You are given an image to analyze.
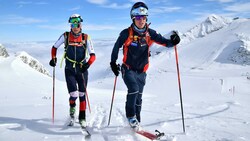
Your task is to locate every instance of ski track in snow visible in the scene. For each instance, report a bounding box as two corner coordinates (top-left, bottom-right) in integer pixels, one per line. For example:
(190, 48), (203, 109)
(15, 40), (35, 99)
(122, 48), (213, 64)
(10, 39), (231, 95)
(89, 104), (108, 129)
(114, 107), (128, 127)
(87, 105), (144, 141)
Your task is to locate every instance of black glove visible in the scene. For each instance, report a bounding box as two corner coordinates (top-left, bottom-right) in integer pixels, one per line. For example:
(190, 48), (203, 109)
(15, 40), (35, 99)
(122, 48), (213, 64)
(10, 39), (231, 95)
(110, 62), (120, 76)
(81, 63), (90, 73)
(49, 58), (57, 67)
(170, 32), (180, 45)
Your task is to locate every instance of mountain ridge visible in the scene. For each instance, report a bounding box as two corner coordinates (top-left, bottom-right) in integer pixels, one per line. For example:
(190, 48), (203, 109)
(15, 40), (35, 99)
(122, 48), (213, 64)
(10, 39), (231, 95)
(179, 14), (233, 46)
(0, 44), (50, 76)
(0, 44), (9, 58)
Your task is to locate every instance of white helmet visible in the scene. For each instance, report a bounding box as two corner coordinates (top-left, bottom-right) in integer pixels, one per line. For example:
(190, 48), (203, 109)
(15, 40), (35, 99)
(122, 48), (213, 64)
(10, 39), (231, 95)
(130, 2), (148, 19)
(68, 14), (83, 23)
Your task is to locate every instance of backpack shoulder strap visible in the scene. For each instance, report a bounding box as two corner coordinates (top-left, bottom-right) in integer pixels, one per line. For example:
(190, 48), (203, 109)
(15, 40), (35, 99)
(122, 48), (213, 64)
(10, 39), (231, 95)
(145, 30), (153, 47)
(64, 31), (70, 49)
(81, 33), (88, 48)
(124, 27), (133, 47)
(144, 24), (153, 47)
(82, 33), (88, 40)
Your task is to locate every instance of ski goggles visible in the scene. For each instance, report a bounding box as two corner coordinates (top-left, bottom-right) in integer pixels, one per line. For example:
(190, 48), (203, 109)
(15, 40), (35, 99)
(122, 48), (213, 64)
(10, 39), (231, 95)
(134, 15), (147, 20)
(131, 6), (148, 17)
(70, 23), (80, 28)
(69, 17), (82, 24)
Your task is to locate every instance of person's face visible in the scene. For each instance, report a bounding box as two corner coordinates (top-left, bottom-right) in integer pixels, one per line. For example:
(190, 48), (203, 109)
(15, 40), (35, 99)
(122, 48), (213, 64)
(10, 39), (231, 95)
(71, 23), (81, 34)
(134, 15), (147, 29)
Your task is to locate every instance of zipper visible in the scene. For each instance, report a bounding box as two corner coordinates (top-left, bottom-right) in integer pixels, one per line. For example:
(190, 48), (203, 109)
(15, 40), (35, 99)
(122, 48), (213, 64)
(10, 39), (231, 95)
(74, 45), (76, 73)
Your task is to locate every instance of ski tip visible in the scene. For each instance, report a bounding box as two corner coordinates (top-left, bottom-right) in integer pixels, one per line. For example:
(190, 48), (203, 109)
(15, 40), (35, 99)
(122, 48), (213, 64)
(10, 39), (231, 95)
(154, 130), (165, 140)
(81, 126), (91, 136)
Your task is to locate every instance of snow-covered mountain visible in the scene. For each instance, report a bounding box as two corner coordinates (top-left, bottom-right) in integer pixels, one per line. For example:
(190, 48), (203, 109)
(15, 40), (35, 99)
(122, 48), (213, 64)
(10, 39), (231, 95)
(150, 14), (233, 57)
(150, 14), (250, 73)
(15, 51), (50, 76)
(0, 14), (250, 141)
(229, 32), (250, 65)
(179, 14), (232, 46)
(0, 44), (9, 57)
(0, 43), (50, 76)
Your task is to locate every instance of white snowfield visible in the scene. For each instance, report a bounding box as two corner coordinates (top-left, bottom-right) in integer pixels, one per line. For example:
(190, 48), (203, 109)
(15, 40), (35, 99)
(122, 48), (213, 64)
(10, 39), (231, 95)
(0, 15), (250, 141)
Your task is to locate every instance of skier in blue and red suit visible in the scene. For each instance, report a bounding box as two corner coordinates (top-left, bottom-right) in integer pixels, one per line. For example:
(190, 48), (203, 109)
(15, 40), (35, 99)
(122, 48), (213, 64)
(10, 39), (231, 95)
(49, 14), (96, 128)
(110, 2), (180, 129)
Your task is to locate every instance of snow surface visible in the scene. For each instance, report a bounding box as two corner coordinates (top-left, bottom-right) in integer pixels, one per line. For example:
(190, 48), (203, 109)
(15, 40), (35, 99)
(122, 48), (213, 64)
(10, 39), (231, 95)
(0, 15), (250, 141)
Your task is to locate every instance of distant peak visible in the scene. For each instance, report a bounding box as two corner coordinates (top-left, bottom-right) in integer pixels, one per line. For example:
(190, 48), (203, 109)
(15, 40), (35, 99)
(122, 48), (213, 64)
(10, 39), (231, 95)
(178, 14), (233, 46)
(206, 14), (220, 23)
(205, 14), (232, 24)
(0, 44), (9, 58)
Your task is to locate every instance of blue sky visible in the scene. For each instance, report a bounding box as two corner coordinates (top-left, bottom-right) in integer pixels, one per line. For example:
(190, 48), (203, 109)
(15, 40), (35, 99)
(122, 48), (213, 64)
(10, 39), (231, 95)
(0, 0), (250, 42)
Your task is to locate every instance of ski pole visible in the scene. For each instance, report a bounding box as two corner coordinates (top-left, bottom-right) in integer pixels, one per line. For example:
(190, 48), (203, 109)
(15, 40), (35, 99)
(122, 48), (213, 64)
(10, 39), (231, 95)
(108, 76), (118, 126)
(174, 45), (186, 133)
(52, 67), (55, 124)
(82, 73), (91, 113)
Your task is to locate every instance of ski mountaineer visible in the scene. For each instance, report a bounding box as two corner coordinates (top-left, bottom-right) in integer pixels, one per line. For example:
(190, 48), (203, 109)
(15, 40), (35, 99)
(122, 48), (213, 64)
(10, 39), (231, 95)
(110, 2), (180, 129)
(49, 14), (96, 128)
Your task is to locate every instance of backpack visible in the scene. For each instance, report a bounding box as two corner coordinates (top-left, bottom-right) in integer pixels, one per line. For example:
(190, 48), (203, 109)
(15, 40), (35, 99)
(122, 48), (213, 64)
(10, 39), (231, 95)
(122, 26), (154, 71)
(63, 31), (88, 49)
(60, 32), (88, 68)
(124, 26), (153, 48)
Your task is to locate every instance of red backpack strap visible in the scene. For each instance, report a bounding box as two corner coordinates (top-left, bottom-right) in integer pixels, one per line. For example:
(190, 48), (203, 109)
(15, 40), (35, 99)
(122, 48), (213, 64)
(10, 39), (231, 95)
(145, 31), (153, 47)
(124, 26), (153, 47)
(144, 24), (153, 47)
(124, 27), (134, 47)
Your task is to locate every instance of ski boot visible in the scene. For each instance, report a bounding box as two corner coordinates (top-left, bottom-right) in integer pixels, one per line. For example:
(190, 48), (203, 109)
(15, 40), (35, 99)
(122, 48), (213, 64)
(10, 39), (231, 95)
(79, 119), (87, 128)
(128, 116), (140, 131)
(70, 107), (76, 118)
(79, 110), (86, 128)
(68, 107), (76, 126)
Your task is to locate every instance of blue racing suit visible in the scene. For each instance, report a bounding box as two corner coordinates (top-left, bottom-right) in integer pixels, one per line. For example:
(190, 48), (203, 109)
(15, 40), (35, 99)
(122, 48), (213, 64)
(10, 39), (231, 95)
(111, 23), (173, 122)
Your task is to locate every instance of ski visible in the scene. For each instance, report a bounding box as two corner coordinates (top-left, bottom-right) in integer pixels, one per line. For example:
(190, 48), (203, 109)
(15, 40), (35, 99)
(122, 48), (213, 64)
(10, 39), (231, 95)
(64, 117), (91, 137)
(135, 129), (164, 140)
(81, 126), (91, 136)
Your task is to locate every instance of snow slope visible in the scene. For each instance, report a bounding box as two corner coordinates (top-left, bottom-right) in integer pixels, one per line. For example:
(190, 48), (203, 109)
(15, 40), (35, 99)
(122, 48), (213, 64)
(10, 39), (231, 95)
(0, 15), (250, 141)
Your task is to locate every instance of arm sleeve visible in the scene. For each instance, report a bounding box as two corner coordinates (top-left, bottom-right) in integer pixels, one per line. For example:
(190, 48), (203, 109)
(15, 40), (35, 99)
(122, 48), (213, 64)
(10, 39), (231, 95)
(51, 47), (57, 58)
(87, 54), (96, 65)
(86, 35), (96, 65)
(149, 28), (173, 47)
(51, 33), (65, 58)
(53, 33), (65, 48)
(111, 29), (129, 63)
(86, 35), (95, 54)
